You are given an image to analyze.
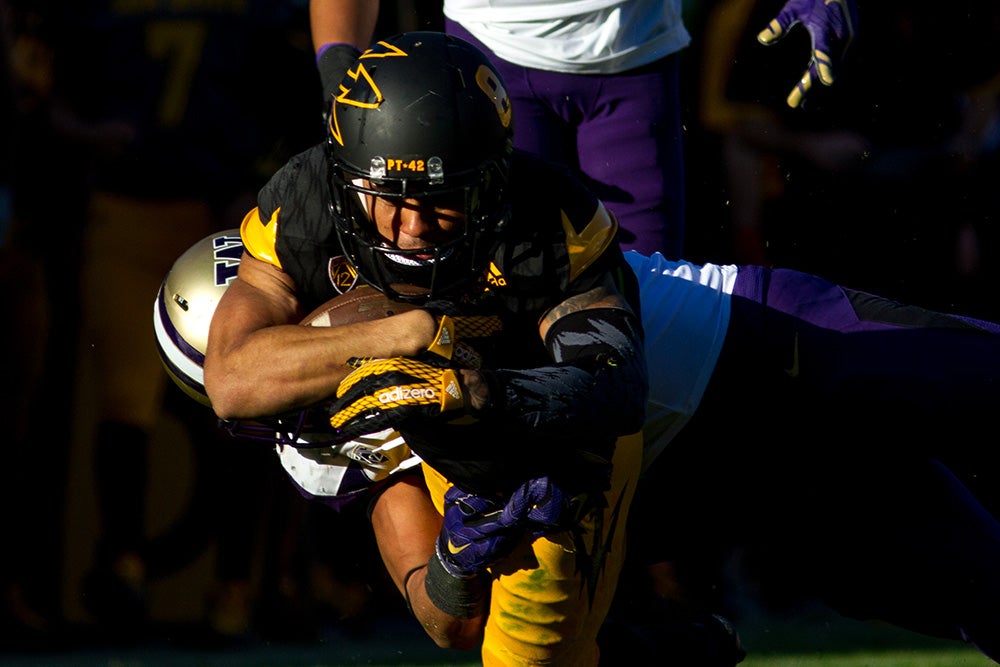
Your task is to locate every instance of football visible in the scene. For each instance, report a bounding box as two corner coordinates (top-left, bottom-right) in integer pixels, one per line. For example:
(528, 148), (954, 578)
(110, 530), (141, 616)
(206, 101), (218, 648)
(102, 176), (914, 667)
(299, 285), (421, 327)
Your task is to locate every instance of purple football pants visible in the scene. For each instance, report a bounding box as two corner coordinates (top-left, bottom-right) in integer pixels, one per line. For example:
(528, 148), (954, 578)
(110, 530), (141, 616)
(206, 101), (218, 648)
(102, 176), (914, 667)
(446, 19), (686, 259)
(643, 264), (1000, 656)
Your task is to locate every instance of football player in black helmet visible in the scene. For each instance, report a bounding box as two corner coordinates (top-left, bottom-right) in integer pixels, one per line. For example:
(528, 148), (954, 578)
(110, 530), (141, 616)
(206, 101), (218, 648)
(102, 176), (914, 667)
(205, 31), (647, 665)
(326, 32), (513, 302)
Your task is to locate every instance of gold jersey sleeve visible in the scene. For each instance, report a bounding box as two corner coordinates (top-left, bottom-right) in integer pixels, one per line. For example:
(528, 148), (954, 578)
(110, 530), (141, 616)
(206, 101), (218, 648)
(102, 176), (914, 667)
(239, 207), (282, 269)
(564, 201), (619, 283)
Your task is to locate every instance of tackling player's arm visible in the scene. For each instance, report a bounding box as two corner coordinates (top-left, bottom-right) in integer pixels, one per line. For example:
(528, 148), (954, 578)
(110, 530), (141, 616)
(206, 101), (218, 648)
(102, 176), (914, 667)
(204, 251), (438, 420)
(310, 0), (376, 53)
(310, 0), (379, 102)
(454, 184), (648, 438)
(462, 271), (648, 438)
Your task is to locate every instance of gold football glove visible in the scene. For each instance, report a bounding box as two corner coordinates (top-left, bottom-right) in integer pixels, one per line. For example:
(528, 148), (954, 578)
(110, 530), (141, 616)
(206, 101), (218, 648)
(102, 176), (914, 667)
(328, 357), (468, 439)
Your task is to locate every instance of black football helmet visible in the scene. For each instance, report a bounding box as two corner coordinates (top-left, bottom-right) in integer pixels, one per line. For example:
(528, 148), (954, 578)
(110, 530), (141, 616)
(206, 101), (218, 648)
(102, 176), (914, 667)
(326, 31), (514, 302)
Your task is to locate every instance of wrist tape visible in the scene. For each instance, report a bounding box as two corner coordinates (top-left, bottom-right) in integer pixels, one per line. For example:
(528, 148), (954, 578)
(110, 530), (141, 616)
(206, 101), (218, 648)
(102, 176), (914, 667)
(424, 552), (487, 619)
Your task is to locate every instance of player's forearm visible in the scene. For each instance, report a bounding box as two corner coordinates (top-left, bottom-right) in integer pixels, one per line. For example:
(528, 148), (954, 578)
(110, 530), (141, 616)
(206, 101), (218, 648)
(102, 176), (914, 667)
(406, 563), (486, 650)
(206, 309), (435, 419)
(309, 0), (379, 54)
(466, 307), (648, 437)
(372, 475), (486, 650)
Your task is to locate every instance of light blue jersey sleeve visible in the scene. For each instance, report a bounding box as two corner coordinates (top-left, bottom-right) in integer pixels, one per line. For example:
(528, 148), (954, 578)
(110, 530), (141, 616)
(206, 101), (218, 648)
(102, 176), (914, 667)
(625, 251), (737, 468)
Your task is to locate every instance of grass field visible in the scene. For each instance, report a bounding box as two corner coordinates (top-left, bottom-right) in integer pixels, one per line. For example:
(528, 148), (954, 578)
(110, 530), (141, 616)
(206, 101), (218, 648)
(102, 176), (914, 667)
(735, 606), (994, 667)
(748, 653), (989, 667)
(0, 604), (992, 666)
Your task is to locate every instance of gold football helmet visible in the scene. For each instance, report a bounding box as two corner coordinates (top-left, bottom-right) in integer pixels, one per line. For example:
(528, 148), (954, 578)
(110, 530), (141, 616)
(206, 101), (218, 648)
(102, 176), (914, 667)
(153, 228), (243, 407)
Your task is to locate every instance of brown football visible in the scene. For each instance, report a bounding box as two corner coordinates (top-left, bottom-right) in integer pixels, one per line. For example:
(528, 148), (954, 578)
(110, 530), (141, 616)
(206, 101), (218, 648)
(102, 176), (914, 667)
(299, 285), (422, 327)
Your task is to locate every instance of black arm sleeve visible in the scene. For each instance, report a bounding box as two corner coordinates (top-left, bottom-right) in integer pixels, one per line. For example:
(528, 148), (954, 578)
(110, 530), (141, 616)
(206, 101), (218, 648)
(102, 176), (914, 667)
(481, 307), (647, 438)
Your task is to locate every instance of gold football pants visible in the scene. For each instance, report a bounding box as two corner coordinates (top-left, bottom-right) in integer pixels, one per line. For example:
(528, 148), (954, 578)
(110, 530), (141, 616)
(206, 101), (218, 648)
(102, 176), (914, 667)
(424, 431), (642, 666)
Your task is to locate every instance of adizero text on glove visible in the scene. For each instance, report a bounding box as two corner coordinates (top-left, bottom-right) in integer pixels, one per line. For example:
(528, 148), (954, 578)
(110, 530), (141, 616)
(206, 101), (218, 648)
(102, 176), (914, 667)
(327, 357), (467, 440)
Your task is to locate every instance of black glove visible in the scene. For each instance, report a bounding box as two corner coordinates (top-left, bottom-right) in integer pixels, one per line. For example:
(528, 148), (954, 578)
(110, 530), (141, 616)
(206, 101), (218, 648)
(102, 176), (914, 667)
(317, 43), (362, 105)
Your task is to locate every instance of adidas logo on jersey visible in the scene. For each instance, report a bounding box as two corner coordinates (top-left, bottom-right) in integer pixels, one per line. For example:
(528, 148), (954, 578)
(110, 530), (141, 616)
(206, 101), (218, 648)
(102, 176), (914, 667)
(485, 261), (506, 288)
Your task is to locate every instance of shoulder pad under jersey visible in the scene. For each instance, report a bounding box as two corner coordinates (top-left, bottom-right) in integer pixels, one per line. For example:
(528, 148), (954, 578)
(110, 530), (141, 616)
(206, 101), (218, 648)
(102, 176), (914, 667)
(240, 207), (282, 269)
(563, 201), (619, 283)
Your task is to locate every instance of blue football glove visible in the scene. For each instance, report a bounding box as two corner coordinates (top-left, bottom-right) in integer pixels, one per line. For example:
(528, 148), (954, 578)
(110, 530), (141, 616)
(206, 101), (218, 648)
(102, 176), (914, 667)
(757, 0), (858, 108)
(436, 477), (567, 578)
(327, 356), (468, 441)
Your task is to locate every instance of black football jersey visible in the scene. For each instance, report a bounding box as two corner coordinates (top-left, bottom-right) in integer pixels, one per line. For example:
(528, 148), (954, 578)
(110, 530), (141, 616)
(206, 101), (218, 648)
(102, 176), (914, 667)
(243, 146), (642, 493)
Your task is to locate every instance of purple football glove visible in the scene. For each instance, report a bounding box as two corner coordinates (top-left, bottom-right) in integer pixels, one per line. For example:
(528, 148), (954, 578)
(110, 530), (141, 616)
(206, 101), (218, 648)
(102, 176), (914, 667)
(757, 0), (858, 108)
(505, 476), (566, 534)
(435, 477), (567, 578)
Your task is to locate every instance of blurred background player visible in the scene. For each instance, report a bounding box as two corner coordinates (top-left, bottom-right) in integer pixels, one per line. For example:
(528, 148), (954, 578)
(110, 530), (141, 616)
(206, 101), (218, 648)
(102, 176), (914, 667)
(0, 0), (51, 642)
(0, 0), (107, 641)
(50, 0), (319, 639)
(690, 0), (868, 265)
(687, 0), (999, 314)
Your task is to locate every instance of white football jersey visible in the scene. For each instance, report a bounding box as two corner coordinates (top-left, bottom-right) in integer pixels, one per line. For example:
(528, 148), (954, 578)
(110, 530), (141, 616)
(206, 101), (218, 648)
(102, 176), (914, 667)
(443, 0), (690, 73)
(625, 251), (737, 468)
